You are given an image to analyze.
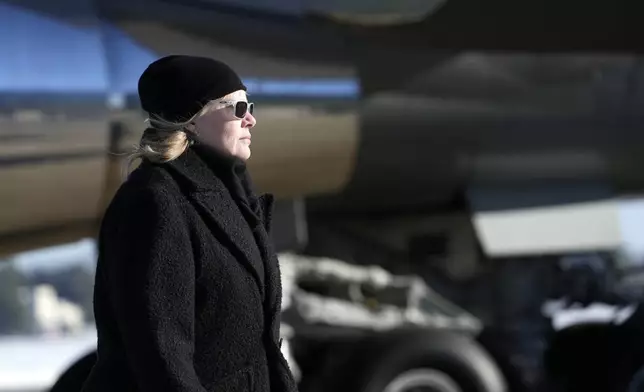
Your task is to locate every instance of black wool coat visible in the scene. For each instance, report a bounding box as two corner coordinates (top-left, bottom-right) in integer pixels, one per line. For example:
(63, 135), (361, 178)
(81, 142), (298, 392)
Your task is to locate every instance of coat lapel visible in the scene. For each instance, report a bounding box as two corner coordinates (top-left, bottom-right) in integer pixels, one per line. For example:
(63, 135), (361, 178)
(256, 194), (274, 234)
(189, 189), (265, 296)
(251, 194), (283, 343)
(162, 148), (266, 297)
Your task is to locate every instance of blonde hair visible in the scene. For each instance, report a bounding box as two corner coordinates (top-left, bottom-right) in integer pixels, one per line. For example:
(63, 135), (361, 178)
(124, 91), (245, 175)
(127, 114), (197, 166)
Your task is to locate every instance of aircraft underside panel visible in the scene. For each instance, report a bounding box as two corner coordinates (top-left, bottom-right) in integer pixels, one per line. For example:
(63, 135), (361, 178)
(309, 52), (644, 214)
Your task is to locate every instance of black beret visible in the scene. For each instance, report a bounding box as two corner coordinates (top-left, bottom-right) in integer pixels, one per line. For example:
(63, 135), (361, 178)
(138, 55), (247, 123)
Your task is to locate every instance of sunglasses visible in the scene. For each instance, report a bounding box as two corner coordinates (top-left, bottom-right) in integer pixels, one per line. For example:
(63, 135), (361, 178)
(219, 100), (254, 119)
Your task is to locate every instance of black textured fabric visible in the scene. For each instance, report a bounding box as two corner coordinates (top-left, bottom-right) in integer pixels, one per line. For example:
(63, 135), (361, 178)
(138, 55), (247, 122)
(82, 142), (297, 392)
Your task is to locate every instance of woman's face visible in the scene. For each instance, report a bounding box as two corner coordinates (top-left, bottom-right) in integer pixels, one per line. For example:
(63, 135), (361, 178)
(193, 90), (256, 160)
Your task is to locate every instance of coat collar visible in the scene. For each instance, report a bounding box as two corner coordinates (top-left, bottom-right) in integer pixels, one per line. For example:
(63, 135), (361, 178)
(160, 143), (272, 296)
(164, 142), (244, 193)
(168, 142), (275, 233)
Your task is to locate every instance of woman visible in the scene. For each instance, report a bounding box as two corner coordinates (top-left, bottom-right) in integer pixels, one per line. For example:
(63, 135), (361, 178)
(82, 55), (298, 392)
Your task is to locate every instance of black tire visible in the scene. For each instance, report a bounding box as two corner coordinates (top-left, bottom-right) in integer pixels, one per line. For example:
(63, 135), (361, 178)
(476, 328), (534, 392)
(50, 351), (97, 392)
(307, 329), (507, 392)
(543, 319), (644, 392)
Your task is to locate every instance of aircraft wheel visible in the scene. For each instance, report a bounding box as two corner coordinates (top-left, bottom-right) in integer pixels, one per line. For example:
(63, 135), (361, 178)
(380, 368), (462, 392)
(306, 329), (507, 392)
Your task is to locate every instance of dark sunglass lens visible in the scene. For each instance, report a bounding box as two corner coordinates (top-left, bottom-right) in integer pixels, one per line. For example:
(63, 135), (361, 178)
(248, 103), (254, 115)
(235, 101), (248, 118)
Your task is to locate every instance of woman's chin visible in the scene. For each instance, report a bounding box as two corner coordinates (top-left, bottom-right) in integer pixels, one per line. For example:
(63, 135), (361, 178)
(235, 146), (251, 161)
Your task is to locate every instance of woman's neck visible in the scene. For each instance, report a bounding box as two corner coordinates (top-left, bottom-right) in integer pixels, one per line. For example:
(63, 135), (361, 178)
(189, 141), (257, 202)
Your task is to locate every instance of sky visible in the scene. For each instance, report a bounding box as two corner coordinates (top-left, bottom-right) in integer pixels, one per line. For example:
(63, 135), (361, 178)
(0, 2), (359, 97)
(11, 239), (97, 274)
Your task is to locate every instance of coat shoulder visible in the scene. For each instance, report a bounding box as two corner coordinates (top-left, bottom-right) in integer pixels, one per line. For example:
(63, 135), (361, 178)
(104, 163), (183, 222)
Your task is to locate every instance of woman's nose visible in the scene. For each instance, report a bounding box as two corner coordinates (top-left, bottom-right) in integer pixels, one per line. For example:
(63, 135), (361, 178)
(242, 112), (256, 128)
